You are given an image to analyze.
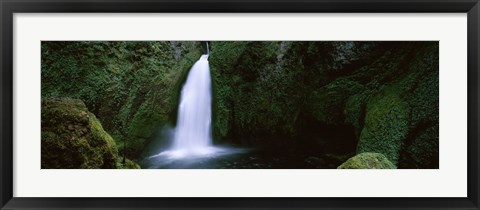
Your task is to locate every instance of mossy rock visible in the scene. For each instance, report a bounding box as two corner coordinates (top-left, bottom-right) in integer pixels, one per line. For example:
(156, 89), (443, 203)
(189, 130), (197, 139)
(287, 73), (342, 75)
(355, 43), (438, 168)
(89, 113), (118, 168)
(344, 90), (375, 137)
(396, 60), (438, 168)
(123, 100), (169, 155)
(210, 42), (249, 140)
(356, 89), (409, 166)
(337, 152), (396, 169)
(407, 71), (439, 129)
(41, 98), (118, 169)
(399, 125), (439, 168)
(116, 158), (141, 169)
(117, 49), (201, 157)
(310, 78), (364, 125)
(210, 41), (305, 141)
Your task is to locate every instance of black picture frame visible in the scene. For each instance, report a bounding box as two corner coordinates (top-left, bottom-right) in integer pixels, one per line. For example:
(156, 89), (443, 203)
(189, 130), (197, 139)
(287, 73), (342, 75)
(1, 0), (479, 209)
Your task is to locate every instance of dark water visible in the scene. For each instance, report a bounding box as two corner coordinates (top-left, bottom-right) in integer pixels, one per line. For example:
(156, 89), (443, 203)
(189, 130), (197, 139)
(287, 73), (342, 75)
(140, 147), (349, 169)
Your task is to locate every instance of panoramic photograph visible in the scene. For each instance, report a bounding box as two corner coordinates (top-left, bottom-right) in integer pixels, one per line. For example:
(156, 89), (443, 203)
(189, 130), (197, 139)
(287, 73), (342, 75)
(41, 41), (439, 169)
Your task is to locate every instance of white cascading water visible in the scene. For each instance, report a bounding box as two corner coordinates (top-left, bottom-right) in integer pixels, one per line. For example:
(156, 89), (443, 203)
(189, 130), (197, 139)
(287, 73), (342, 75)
(157, 54), (218, 159)
(145, 46), (246, 166)
(174, 54), (212, 150)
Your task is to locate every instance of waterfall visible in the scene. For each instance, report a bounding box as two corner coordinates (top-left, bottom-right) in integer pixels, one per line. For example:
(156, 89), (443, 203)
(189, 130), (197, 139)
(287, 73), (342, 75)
(174, 54), (212, 150)
(158, 54), (215, 159)
(144, 50), (246, 166)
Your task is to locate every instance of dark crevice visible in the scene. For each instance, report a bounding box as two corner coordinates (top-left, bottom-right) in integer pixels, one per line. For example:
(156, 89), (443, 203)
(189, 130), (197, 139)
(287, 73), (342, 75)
(403, 121), (438, 147)
(297, 116), (358, 155)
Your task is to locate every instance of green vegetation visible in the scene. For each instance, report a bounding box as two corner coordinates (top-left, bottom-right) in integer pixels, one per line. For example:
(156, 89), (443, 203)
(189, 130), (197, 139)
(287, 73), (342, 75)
(337, 152), (396, 169)
(88, 112), (119, 168)
(116, 158), (141, 169)
(42, 41), (202, 161)
(41, 41), (438, 169)
(41, 98), (116, 168)
(356, 88), (409, 165)
(209, 42), (249, 141)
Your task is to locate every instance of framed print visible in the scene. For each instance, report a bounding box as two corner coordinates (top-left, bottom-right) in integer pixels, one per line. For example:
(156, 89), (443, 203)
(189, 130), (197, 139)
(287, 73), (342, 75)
(1, 0), (479, 209)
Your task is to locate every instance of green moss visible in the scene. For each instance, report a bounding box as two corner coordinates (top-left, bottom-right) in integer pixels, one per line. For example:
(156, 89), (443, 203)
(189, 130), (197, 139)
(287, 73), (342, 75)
(127, 101), (168, 138)
(407, 71), (439, 129)
(210, 42), (249, 140)
(337, 152), (396, 169)
(120, 49), (201, 156)
(210, 41), (310, 142)
(89, 113), (118, 168)
(121, 99), (171, 156)
(116, 158), (141, 169)
(399, 125), (439, 168)
(42, 41), (203, 159)
(344, 90), (373, 137)
(310, 78), (363, 125)
(41, 41), (439, 168)
(41, 98), (119, 169)
(356, 88), (409, 165)
(352, 43), (439, 168)
(397, 61), (438, 168)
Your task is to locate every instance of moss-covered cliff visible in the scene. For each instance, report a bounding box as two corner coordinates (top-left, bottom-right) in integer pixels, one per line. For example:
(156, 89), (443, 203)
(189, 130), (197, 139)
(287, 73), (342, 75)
(209, 41), (438, 168)
(41, 41), (438, 169)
